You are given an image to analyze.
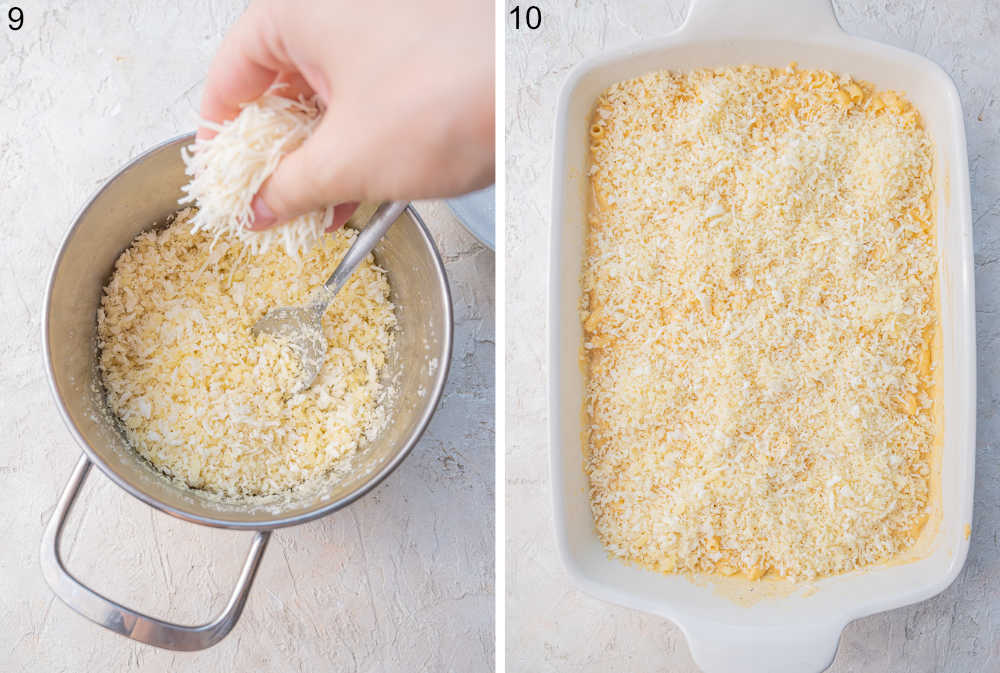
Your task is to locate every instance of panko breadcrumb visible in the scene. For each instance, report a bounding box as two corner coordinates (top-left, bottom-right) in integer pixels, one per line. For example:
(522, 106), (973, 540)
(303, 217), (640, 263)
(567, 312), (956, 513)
(98, 208), (395, 497)
(583, 65), (936, 581)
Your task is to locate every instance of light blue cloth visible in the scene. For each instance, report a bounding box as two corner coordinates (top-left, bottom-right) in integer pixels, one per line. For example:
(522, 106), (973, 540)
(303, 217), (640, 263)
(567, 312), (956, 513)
(446, 185), (495, 250)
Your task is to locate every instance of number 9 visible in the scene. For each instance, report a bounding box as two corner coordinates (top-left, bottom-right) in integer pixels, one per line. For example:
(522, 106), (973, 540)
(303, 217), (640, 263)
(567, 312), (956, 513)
(9, 6), (23, 30)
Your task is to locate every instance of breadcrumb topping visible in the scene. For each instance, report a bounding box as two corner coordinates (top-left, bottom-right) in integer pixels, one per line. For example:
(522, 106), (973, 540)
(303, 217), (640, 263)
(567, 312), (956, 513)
(98, 209), (395, 498)
(583, 65), (936, 581)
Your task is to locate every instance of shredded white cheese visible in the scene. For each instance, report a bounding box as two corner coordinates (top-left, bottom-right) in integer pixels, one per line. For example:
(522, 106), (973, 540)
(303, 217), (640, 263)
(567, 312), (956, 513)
(583, 65), (936, 581)
(180, 94), (333, 257)
(98, 209), (395, 498)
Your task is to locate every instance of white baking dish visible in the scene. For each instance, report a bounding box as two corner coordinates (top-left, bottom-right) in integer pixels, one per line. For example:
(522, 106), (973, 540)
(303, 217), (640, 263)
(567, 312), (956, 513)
(548, 0), (975, 671)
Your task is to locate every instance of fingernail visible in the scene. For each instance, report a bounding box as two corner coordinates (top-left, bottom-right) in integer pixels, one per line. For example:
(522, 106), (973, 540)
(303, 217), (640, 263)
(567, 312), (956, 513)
(326, 202), (360, 232)
(249, 195), (277, 230)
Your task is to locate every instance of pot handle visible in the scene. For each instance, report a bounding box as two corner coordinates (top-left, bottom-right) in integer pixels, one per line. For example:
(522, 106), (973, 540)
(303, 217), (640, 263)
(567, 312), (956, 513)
(682, 0), (842, 39)
(683, 618), (846, 673)
(40, 454), (271, 651)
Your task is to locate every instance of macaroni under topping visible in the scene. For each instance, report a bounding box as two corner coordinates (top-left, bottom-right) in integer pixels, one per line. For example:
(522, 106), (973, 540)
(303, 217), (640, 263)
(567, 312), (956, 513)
(583, 65), (936, 581)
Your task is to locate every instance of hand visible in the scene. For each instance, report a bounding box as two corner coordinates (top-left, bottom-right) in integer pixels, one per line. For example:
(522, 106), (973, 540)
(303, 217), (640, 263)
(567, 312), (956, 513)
(198, 0), (494, 230)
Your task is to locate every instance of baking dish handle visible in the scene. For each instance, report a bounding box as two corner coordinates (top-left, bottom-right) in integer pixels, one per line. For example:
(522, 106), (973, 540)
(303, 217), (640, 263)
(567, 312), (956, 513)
(683, 618), (846, 673)
(683, 0), (842, 39)
(40, 454), (271, 651)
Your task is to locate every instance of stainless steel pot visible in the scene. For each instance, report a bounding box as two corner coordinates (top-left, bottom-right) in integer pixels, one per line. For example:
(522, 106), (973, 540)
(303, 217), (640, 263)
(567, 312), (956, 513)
(40, 134), (453, 650)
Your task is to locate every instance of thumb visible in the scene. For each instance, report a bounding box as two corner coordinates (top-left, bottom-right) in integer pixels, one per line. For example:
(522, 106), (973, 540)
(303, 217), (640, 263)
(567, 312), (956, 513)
(248, 116), (356, 229)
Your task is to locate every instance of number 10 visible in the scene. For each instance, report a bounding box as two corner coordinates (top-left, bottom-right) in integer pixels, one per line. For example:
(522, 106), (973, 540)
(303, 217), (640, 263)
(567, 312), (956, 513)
(510, 5), (541, 30)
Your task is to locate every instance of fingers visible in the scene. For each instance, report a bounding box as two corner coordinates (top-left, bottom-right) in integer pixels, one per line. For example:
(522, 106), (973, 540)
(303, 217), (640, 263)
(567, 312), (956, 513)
(251, 114), (359, 226)
(247, 198), (356, 232)
(248, 194), (278, 230)
(197, 3), (297, 140)
(271, 71), (317, 102)
(197, 39), (273, 140)
(328, 202), (360, 232)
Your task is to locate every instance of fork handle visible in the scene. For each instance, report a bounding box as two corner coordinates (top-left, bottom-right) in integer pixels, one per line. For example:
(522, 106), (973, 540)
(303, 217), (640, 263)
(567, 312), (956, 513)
(310, 201), (408, 314)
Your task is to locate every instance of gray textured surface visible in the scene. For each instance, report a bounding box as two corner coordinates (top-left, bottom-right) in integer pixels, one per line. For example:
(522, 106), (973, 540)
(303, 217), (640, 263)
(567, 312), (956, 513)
(506, 1), (999, 671)
(0, 2), (494, 671)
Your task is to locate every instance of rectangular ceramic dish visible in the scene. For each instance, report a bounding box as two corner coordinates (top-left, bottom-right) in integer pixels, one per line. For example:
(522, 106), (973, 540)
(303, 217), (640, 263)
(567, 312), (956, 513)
(549, 1), (975, 671)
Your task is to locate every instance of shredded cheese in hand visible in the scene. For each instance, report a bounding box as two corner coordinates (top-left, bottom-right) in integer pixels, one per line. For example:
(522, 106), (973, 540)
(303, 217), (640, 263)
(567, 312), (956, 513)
(584, 65), (936, 581)
(180, 94), (332, 257)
